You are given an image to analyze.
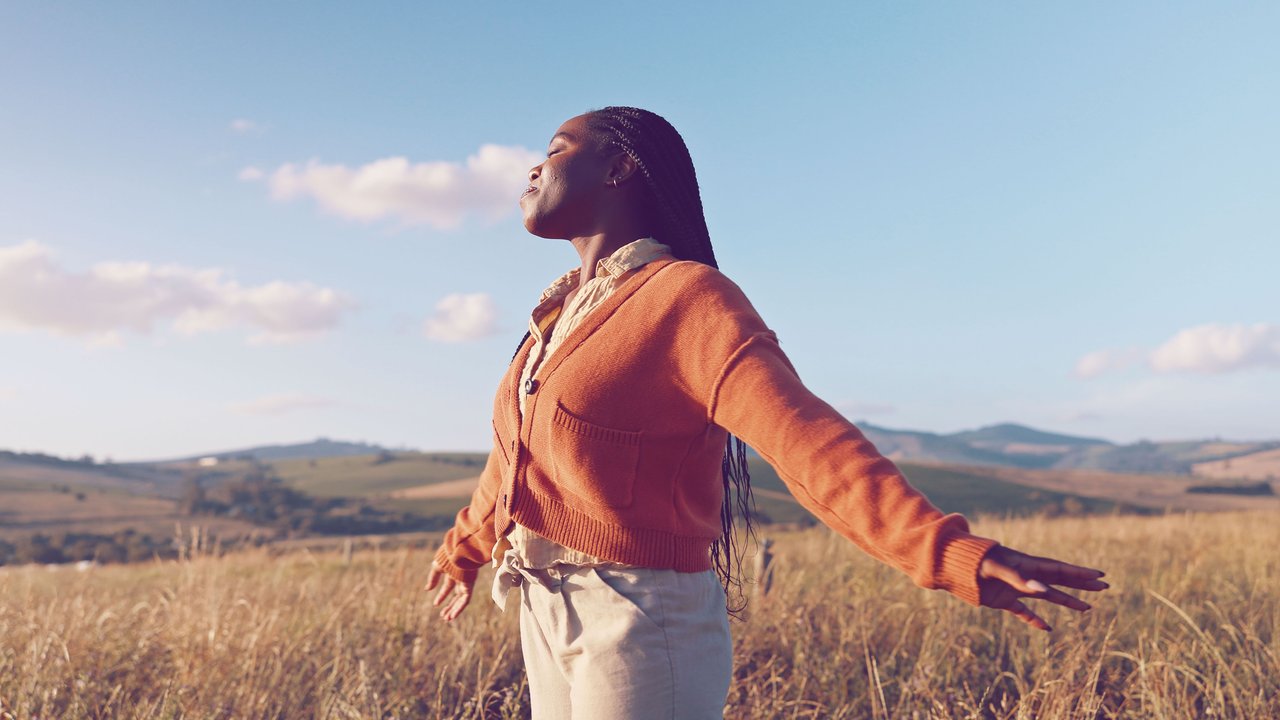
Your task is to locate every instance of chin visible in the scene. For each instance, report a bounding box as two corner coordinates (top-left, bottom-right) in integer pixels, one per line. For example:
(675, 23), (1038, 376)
(521, 215), (546, 237)
(521, 214), (566, 240)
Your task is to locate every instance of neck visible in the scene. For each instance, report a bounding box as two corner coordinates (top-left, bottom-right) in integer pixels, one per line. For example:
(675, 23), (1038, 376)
(568, 233), (637, 288)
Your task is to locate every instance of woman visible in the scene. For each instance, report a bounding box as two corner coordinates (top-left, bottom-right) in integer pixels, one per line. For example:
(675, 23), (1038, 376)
(426, 106), (1108, 719)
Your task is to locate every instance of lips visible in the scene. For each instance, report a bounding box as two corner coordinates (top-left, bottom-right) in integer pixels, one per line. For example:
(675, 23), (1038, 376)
(520, 185), (537, 199)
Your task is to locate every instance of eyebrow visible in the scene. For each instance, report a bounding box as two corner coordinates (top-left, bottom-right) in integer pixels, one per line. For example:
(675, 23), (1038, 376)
(549, 131), (577, 146)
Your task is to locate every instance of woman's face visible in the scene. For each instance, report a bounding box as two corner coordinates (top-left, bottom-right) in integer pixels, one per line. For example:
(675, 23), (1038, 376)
(519, 114), (612, 239)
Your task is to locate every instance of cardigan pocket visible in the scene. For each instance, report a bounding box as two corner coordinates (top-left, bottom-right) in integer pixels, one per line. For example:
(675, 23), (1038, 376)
(549, 400), (641, 509)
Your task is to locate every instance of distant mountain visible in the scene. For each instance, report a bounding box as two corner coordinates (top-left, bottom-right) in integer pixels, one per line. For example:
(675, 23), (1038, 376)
(153, 438), (409, 464)
(948, 423), (1111, 448)
(857, 424), (1016, 467)
(851, 422), (1277, 475)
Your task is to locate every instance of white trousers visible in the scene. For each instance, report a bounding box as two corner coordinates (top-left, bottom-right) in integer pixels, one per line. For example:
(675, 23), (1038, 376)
(509, 561), (733, 719)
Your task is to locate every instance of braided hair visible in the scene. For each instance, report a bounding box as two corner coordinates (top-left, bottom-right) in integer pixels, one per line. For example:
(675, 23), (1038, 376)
(511, 106), (757, 613)
(583, 106), (755, 612)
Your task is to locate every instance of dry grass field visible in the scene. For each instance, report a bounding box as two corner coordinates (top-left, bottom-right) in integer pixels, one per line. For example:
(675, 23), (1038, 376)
(2, 511), (1277, 719)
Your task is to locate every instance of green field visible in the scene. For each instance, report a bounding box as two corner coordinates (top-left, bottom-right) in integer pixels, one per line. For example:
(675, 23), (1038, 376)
(170, 445), (1280, 520)
(0, 449), (1170, 570)
(265, 452), (1122, 528)
(720, 458), (1122, 525)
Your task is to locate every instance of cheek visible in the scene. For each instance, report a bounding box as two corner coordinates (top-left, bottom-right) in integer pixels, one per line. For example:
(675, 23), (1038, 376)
(522, 171), (565, 233)
(532, 170), (572, 216)
(540, 169), (563, 196)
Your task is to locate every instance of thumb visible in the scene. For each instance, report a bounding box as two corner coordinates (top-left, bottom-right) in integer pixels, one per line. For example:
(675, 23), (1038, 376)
(425, 565), (441, 591)
(983, 558), (1049, 595)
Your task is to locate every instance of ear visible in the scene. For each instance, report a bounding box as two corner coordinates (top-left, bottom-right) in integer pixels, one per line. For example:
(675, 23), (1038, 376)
(604, 151), (638, 187)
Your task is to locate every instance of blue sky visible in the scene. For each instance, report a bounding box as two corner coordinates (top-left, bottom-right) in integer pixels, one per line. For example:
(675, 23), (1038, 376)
(2, 3), (1277, 460)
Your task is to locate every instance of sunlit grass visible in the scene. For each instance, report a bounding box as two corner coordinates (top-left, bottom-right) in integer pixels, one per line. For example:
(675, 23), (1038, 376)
(1, 512), (1276, 718)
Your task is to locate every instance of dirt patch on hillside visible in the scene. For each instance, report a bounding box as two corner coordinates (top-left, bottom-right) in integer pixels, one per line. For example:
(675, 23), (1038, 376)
(1192, 448), (1280, 482)
(388, 477), (480, 500)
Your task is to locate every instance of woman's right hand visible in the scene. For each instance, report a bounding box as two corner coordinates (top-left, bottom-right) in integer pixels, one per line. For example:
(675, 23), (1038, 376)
(425, 561), (474, 622)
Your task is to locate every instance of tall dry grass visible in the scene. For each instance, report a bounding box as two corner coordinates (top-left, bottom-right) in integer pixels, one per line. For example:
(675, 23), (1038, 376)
(1, 512), (1277, 719)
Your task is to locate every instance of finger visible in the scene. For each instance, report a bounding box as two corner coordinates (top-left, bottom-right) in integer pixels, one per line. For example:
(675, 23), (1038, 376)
(441, 586), (470, 621)
(425, 566), (440, 592)
(433, 578), (455, 607)
(1006, 599), (1052, 632)
(985, 561), (1046, 596)
(443, 589), (472, 622)
(1025, 555), (1106, 587)
(1036, 586), (1092, 613)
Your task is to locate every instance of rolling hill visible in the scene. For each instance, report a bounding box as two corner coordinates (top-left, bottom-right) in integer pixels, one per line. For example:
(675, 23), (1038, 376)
(4, 421), (1278, 567)
(149, 438), (401, 464)
(113, 424), (1280, 478)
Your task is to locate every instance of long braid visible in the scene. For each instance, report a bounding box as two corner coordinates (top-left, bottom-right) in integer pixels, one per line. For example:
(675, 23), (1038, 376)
(584, 106), (756, 615)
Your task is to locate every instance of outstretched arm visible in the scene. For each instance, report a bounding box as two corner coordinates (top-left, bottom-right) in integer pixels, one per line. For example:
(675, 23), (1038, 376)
(709, 331), (1107, 626)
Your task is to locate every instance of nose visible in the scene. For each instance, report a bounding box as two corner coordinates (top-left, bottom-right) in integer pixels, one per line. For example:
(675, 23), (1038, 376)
(527, 163), (542, 182)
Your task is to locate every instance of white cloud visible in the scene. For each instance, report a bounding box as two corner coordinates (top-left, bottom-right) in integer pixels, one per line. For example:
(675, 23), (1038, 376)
(1149, 323), (1280, 374)
(230, 394), (337, 416)
(229, 118), (263, 135)
(1073, 347), (1143, 379)
(238, 166), (264, 181)
(1074, 323), (1280, 379)
(0, 241), (354, 344)
(262, 144), (542, 229)
(423, 293), (498, 343)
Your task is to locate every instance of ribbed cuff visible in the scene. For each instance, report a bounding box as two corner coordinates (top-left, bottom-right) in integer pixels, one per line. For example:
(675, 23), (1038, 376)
(432, 547), (478, 586)
(936, 534), (1000, 607)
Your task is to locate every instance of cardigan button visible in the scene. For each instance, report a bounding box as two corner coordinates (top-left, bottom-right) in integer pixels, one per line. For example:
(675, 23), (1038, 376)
(523, 378), (539, 394)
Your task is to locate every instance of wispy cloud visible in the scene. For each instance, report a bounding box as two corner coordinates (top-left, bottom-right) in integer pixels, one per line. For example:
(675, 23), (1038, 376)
(1072, 347), (1143, 379)
(229, 394), (337, 416)
(423, 292), (498, 343)
(229, 118), (264, 135)
(1075, 322), (1280, 378)
(249, 144), (541, 229)
(238, 166), (264, 181)
(0, 241), (354, 344)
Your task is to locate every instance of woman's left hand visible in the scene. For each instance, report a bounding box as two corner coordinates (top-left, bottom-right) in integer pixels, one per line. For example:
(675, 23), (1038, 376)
(977, 545), (1108, 632)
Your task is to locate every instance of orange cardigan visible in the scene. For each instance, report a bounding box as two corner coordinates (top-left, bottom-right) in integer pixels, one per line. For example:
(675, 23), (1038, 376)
(433, 258), (998, 606)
